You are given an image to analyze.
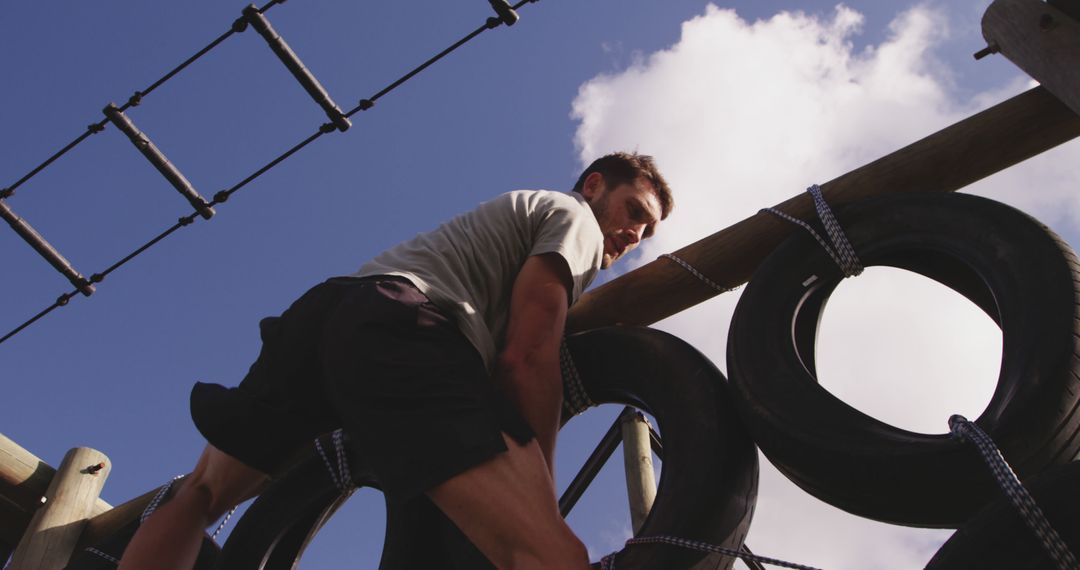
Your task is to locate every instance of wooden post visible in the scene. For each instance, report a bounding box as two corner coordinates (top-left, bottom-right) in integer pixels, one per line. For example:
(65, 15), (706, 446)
(983, 0), (1080, 117)
(567, 86), (1080, 332)
(8, 448), (111, 570)
(621, 410), (657, 534)
(75, 483), (168, 550)
(0, 434), (110, 547)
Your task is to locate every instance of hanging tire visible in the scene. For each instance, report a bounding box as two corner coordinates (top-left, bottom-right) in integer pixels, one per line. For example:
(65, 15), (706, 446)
(567, 327), (759, 570)
(925, 461), (1080, 569)
(216, 326), (759, 569)
(727, 192), (1080, 527)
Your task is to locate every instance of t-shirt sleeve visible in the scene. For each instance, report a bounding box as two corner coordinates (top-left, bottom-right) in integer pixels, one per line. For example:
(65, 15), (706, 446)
(527, 193), (604, 304)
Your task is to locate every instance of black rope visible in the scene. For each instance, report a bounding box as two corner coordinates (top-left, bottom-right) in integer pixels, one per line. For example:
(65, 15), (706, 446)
(0, 0), (286, 200)
(0, 0), (538, 346)
(346, 0), (538, 117)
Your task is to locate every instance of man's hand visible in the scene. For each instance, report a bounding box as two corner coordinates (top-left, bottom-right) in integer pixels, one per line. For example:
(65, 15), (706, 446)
(494, 253), (573, 475)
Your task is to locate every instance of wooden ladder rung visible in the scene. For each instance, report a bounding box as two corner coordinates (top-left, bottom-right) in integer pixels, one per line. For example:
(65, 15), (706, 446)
(103, 104), (215, 220)
(0, 200), (95, 296)
(242, 4), (352, 132)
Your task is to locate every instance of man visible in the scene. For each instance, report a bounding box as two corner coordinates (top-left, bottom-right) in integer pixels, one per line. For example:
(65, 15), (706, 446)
(119, 152), (673, 570)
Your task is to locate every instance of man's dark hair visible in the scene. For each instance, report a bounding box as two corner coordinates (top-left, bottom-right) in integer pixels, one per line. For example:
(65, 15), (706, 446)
(572, 152), (673, 219)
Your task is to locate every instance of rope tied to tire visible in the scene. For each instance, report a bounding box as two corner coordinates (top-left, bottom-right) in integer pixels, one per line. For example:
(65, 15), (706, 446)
(315, 428), (355, 495)
(948, 415), (1079, 570)
(137, 473), (237, 541)
(599, 536), (823, 570)
(561, 336), (595, 417)
(761, 184), (863, 277)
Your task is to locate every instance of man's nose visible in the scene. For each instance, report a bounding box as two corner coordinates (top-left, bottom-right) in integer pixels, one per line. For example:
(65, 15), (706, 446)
(627, 224), (645, 243)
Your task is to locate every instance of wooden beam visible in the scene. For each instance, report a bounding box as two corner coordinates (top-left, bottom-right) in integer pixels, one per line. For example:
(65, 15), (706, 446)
(983, 0), (1080, 116)
(0, 434), (110, 547)
(8, 448), (110, 570)
(566, 86), (1080, 332)
(621, 411), (657, 534)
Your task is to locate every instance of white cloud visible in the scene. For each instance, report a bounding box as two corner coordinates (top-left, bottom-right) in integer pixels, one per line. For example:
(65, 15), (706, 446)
(572, 3), (1080, 568)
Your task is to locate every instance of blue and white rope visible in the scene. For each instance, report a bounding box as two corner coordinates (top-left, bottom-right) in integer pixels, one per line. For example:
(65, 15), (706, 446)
(315, 428), (355, 495)
(211, 505), (238, 541)
(761, 184), (863, 277)
(138, 473), (235, 542)
(86, 546), (121, 565)
(659, 253), (733, 293)
(599, 536), (823, 570)
(140, 474), (185, 523)
(949, 415), (1079, 570)
(561, 337), (595, 417)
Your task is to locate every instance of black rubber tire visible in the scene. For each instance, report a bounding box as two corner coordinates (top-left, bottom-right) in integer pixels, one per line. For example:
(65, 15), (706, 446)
(727, 192), (1080, 527)
(568, 327), (758, 570)
(925, 461), (1080, 569)
(216, 326), (759, 569)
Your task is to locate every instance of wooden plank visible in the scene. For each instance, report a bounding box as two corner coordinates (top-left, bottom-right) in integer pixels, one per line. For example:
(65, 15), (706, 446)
(0, 434), (110, 547)
(8, 448), (110, 570)
(621, 411), (657, 534)
(983, 0), (1080, 116)
(566, 86), (1080, 332)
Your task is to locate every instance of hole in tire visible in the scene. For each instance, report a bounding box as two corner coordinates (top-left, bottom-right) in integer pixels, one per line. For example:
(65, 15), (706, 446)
(814, 267), (1000, 435)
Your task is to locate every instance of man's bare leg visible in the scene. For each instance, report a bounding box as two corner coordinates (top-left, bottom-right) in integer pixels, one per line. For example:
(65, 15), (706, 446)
(118, 445), (269, 570)
(427, 433), (591, 570)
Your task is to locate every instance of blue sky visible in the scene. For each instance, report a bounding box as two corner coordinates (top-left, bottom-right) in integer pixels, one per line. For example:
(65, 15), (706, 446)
(4, 1), (1079, 568)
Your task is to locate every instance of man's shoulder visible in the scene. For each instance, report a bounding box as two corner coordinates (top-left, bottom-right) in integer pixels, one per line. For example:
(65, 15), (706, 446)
(485, 189), (586, 214)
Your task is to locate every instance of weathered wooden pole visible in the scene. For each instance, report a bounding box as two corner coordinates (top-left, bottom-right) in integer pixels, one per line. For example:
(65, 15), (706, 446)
(0, 434), (110, 548)
(8, 447), (111, 570)
(983, 0), (1080, 117)
(621, 411), (657, 533)
(567, 86), (1080, 332)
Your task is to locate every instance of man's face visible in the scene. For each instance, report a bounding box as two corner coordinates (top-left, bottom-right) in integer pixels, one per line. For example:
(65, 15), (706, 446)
(581, 172), (663, 269)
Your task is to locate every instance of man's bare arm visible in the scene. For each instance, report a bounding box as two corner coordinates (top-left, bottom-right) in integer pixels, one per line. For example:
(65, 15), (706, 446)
(494, 253), (573, 474)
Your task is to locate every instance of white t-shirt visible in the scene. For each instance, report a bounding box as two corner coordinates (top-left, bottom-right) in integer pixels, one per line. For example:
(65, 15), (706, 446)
(352, 190), (604, 370)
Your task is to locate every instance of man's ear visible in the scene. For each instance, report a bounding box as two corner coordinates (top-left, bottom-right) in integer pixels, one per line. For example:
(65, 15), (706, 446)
(580, 172), (605, 201)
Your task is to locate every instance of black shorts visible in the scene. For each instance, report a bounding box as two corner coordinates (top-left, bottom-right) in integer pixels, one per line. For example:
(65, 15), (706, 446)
(189, 276), (534, 501)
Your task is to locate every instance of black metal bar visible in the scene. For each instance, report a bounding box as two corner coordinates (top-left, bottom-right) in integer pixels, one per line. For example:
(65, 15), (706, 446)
(741, 544), (768, 570)
(559, 408), (632, 517)
(103, 103), (215, 220)
(0, 200), (94, 296)
(242, 4), (351, 132)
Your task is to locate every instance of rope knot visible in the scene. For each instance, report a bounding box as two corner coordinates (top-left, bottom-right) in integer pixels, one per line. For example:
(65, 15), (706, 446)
(948, 414), (1079, 568)
(762, 184), (864, 278)
(315, 429), (355, 494)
